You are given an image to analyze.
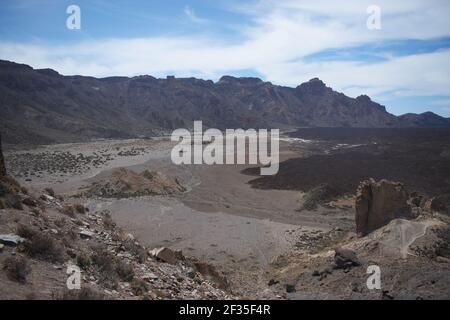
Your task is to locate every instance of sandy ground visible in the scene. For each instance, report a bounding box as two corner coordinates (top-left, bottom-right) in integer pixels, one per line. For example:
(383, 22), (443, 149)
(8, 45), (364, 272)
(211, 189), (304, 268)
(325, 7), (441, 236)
(5, 138), (170, 192)
(4, 136), (349, 296)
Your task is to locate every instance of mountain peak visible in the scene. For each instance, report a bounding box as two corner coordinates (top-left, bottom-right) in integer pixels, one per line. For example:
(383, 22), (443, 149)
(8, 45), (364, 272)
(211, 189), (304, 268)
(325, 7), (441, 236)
(296, 77), (327, 93)
(356, 94), (372, 102)
(398, 111), (450, 127)
(36, 68), (61, 77)
(421, 111), (439, 117)
(218, 76), (263, 85)
(308, 77), (325, 84)
(0, 59), (33, 71)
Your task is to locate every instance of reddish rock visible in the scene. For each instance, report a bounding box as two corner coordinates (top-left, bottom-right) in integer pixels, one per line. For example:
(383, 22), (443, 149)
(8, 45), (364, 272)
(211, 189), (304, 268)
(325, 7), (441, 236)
(355, 179), (413, 236)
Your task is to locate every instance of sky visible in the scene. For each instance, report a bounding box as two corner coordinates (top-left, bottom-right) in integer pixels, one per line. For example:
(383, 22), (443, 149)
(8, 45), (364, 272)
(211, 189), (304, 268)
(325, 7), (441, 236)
(1, 0), (450, 117)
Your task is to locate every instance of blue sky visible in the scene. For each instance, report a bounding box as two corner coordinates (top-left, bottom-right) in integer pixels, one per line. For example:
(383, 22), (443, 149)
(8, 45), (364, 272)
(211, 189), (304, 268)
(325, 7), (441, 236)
(1, 0), (450, 117)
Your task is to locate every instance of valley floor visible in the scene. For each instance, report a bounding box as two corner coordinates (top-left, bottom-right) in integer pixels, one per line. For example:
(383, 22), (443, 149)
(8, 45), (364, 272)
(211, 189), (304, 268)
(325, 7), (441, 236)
(4, 137), (354, 297)
(4, 131), (449, 299)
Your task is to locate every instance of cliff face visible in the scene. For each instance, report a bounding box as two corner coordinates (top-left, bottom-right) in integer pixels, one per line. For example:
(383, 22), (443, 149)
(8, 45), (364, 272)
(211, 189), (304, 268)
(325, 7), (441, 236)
(0, 134), (6, 176)
(355, 179), (414, 236)
(1, 60), (449, 145)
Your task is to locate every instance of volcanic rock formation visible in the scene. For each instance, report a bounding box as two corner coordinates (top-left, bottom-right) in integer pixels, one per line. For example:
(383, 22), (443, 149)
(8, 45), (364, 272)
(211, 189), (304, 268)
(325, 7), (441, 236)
(355, 179), (415, 236)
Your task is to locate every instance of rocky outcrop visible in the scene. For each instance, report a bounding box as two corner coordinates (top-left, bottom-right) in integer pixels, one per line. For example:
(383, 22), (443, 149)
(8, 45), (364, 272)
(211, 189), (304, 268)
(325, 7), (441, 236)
(0, 135), (26, 210)
(423, 195), (450, 215)
(300, 183), (339, 210)
(355, 179), (414, 236)
(149, 247), (184, 265)
(80, 168), (186, 198)
(0, 134), (6, 176)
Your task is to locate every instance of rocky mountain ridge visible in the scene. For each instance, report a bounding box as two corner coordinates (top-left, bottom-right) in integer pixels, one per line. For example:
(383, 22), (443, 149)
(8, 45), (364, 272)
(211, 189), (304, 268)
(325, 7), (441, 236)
(1, 59), (449, 145)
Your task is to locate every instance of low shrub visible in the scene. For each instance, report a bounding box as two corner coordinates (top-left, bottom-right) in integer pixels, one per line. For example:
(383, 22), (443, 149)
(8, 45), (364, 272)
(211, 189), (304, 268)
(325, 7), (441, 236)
(3, 256), (31, 283)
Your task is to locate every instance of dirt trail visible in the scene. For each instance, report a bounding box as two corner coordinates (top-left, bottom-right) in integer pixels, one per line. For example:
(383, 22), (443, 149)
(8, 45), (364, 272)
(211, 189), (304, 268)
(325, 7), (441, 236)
(378, 219), (440, 258)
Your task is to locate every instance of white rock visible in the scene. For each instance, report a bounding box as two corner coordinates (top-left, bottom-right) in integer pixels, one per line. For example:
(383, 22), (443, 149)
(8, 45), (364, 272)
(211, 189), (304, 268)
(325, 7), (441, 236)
(124, 233), (134, 241)
(142, 272), (158, 281)
(149, 247), (183, 264)
(79, 229), (95, 239)
(0, 234), (26, 246)
(42, 194), (55, 201)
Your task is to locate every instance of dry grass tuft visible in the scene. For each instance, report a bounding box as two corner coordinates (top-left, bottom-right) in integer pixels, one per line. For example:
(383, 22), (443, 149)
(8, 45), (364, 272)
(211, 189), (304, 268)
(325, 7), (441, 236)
(3, 256), (31, 283)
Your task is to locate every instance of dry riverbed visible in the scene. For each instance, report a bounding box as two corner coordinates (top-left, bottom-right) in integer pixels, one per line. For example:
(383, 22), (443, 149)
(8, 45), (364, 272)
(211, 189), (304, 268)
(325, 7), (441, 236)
(4, 137), (354, 297)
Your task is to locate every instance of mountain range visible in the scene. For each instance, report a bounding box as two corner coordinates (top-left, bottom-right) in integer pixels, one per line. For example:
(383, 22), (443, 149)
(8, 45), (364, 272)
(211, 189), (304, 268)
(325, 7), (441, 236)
(0, 59), (449, 144)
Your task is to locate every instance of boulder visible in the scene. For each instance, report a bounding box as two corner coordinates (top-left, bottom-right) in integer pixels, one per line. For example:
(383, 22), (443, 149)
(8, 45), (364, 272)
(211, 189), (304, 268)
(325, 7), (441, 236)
(285, 284), (296, 293)
(79, 229), (95, 239)
(44, 188), (56, 197)
(333, 248), (361, 270)
(355, 179), (413, 236)
(149, 247), (184, 264)
(141, 272), (158, 281)
(22, 197), (38, 207)
(0, 233), (26, 246)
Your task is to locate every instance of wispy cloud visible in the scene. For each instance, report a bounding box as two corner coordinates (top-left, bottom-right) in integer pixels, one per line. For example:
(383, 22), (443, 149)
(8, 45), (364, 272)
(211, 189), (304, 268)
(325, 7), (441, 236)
(184, 5), (208, 24)
(1, 0), (450, 115)
(432, 99), (450, 107)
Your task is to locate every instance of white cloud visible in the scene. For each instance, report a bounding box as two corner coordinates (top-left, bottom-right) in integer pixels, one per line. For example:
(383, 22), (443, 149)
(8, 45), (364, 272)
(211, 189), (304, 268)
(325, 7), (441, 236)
(432, 99), (450, 107)
(258, 50), (450, 98)
(184, 5), (208, 24)
(1, 0), (450, 105)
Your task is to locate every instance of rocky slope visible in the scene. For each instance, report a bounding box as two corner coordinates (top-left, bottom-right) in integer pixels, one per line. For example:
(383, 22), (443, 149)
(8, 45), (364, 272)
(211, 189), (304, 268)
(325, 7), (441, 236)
(78, 168), (186, 198)
(1, 60), (449, 145)
(399, 112), (450, 127)
(266, 179), (450, 300)
(0, 141), (233, 300)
